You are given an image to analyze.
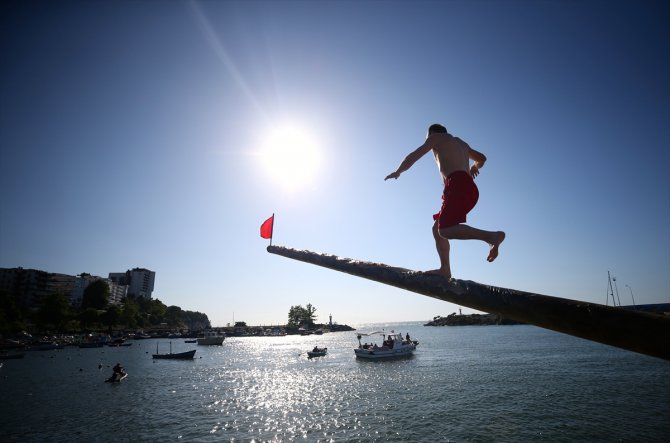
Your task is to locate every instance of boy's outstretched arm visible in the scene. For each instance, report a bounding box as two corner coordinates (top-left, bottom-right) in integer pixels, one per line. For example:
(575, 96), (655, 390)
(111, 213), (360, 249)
(385, 139), (434, 180)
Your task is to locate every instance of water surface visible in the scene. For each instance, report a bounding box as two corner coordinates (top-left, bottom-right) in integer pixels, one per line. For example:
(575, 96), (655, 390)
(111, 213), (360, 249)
(1, 323), (668, 442)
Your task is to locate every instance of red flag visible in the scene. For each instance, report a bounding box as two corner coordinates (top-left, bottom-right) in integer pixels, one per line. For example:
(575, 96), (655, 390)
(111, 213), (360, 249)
(260, 214), (274, 239)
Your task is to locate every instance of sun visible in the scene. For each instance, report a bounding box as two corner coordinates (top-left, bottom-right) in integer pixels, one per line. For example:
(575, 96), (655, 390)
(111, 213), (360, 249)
(259, 123), (321, 190)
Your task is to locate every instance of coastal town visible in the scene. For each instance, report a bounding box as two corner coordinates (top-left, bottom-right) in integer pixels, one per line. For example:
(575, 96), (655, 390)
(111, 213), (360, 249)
(0, 266), (355, 354)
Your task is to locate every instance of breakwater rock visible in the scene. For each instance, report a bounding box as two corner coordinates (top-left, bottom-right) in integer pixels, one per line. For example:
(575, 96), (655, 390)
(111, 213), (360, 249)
(425, 313), (524, 326)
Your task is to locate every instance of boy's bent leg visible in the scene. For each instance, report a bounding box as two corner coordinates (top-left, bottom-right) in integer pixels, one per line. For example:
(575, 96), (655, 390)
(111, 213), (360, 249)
(439, 224), (505, 262)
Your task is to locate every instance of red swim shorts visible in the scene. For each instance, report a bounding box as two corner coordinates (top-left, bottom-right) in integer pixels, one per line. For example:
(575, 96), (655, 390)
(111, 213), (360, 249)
(433, 170), (479, 229)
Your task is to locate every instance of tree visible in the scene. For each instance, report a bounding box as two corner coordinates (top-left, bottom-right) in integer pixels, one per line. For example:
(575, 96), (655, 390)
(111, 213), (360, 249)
(101, 305), (121, 329)
(78, 308), (101, 330)
(121, 299), (140, 328)
(82, 280), (110, 310)
(306, 303), (317, 325)
(287, 305), (305, 327)
(136, 298), (167, 326)
(287, 304), (318, 327)
(35, 292), (71, 331)
(0, 290), (25, 335)
(181, 310), (211, 330)
(63, 319), (80, 333)
(165, 306), (184, 328)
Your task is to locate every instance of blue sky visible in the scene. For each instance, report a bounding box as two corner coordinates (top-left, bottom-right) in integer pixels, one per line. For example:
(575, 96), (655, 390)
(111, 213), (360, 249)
(1, 0), (668, 327)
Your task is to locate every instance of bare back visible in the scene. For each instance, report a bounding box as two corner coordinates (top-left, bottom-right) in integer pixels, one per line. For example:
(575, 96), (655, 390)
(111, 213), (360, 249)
(429, 133), (473, 181)
(384, 130), (486, 183)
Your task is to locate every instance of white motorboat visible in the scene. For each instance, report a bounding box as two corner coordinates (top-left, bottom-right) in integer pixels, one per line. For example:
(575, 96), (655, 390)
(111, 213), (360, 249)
(354, 331), (418, 359)
(197, 329), (225, 345)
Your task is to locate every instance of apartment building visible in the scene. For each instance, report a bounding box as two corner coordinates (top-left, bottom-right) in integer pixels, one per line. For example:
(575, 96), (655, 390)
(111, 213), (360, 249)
(109, 268), (155, 299)
(1, 266), (152, 310)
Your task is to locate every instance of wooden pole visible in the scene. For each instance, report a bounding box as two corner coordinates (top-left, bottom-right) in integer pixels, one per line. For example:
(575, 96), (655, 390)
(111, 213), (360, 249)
(267, 245), (670, 361)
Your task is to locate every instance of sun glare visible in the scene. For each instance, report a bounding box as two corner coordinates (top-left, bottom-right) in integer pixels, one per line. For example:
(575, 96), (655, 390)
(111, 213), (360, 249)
(260, 123), (321, 190)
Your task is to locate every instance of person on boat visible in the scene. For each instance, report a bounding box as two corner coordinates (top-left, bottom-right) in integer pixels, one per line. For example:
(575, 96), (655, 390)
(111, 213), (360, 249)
(385, 123), (505, 279)
(313, 346), (320, 352)
(107, 363), (125, 382)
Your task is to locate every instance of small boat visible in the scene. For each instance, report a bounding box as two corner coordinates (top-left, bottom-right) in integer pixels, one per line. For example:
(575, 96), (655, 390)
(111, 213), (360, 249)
(0, 352), (26, 360)
(354, 331), (418, 359)
(107, 338), (132, 347)
(133, 334), (152, 340)
(184, 339), (197, 343)
(153, 350), (196, 360)
(152, 342), (196, 360)
(197, 329), (225, 345)
(105, 371), (128, 383)
(79, 342), (104, 348)
(29, 341), (64, 351)
(307, 347), (327, 358)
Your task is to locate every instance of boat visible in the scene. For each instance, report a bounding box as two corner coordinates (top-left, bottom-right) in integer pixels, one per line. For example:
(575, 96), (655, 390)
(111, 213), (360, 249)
(153, 349), (196, 360)
(263, 328), (286, 336)
(184, 339), (197, 343)
(107, 338), (132, 347)
(307, 347), (327, 358)
(196, 329), (225, 345)
(354, 331), (418, 359)
(29, 341), (64, 351)
(133, 334), (152, 340)
(79, 334), (109, 348)
(105, 371), (128, 383)
(79, 342), (104, 348)
(0, 352), (25, 360)
(152, 342), (196, 360)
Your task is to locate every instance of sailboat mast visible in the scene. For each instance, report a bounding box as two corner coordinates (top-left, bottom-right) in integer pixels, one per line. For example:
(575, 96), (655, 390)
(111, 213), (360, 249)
(612, 277), (622, 306)
(607, 271), (618, 306)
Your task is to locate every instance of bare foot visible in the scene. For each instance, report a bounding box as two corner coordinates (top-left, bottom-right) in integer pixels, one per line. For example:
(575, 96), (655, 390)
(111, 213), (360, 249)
(487, 231), (505, 262)
(425, 269), (452, 279)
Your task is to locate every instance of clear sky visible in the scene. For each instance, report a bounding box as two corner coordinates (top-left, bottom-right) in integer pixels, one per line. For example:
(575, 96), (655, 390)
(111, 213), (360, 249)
(1, 0), (668, 327)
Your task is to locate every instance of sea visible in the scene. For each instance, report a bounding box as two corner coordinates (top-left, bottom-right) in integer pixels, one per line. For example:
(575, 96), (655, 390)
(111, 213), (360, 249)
(1, 323), (668, 442)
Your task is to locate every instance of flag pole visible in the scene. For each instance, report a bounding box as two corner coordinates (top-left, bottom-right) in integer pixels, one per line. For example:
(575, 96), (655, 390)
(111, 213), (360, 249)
(270, 213), (274, 247)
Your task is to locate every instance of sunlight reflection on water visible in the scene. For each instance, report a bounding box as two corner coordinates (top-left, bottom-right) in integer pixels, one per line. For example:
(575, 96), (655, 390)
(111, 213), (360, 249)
(1, 325), (669, 442)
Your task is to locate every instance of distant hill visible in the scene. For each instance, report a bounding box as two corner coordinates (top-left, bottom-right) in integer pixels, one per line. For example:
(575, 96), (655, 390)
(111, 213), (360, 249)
(622, 303), (669, 314)
(425, 313), (524, 326)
